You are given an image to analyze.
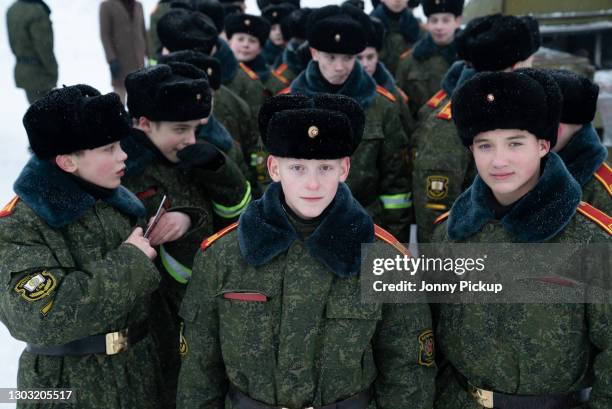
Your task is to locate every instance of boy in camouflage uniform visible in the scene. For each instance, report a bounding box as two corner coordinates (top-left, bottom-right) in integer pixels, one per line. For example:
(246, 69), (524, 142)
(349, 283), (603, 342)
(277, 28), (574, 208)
(177, 93), (436, 409)
(261, 3), (296, 68)
(369, 0), (422, 76)
(396, 0), (463, 115)
(275, 7), (313, 85)
(550, 69), (612, 216)
(412, 14), (540, 243)
(0, 85), (162, 408)
(6, 0), (58, 104)
(432, 70), (612, 409)
(122, 62), (251, 408)
(284, 4), (413, 242)
(225, 13), (289, 95)
(157, 8), (268, 189)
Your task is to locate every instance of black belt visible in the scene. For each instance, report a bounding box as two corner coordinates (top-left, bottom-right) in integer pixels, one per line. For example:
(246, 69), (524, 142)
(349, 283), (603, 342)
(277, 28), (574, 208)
(454, 367), (591, 409)
(229, 385), (371, 409)
(25, 320), (148, 356)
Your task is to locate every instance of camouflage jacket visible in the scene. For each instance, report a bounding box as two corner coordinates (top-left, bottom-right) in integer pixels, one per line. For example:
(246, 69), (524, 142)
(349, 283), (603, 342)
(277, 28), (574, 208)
(412, 62), (477, 243)
(396, 33), (458, 116)
(214, 38), (267, 119)
(290, 61), (413, 242)
(0, 157), (162, 409)
(177, 182), (435, 409)
(432, 153), (612, 409)
(370, 4), (421, 76)
(148, 0), (172, 57)
(121, 128), (251, 408)
(558, 124), (612, 216)
(242, 54), (289, 96)
(6, 0), (58, 91)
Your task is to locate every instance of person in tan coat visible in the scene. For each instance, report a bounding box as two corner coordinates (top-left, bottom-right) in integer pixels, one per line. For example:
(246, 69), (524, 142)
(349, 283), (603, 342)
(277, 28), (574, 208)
(99, 0), (149, 103)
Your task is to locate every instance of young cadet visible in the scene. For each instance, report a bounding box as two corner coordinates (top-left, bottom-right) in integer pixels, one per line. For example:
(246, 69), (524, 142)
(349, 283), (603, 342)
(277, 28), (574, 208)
(261, 3), (297, 68)
(177, 93), (435, 409)
(359, 16), (416, 136)
(225, 12), (288, 95)
(156, 10), (266, 191)
(157, 8), (267, 122)
(396, 0), (463, 115)
(0, 85), (162, 408)
(157, 50), (257, 193)
(283, 4), (413, 242)
(274, 7), (313, 85)
(550, 69), (612, 216)
(412, 14), (540, 243)
(369, 0), (422, 76)
(121, 62), (251, 408)
(432, 70), (612, 409)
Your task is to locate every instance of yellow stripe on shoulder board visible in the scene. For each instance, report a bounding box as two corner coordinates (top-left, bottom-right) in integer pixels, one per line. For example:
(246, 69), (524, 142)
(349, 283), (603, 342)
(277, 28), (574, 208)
(374, 224), (411, 256)
(434, 211), (450, 225)
(376, 85), (396, 103)
(426, 89), (447, 108)
(399, 48), (412, 60)
(200, 222), (239, 251)
(436, 101), (452, 121)
(576, 202), (612, 235)
(594, 162), (612, 197)
(0, 196), (20, 218)
(239, 62), (259, 81)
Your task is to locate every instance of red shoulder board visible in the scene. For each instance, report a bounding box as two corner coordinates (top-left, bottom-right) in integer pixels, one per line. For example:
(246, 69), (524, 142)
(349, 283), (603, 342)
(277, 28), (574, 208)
(374, 224), (411, 256)
(274, 63), (288, 76)
(239, 62), (259, 81)
(376, 85), (396, 103)
(399, 48), (413, 61)
(594, 162), (612, 197)
(576, 202), (612, 236)
(398, 88), (410, 104)
(426, 89), (448, 108)
(436, 101), (452, 121)
(277, 87), (291, 95)
(201, 222), (239, 251)
(0, 196), (20, 218)
(136, 187), (157, 200)
(433, 211), (450, 225)
(271, 70), (289, 85)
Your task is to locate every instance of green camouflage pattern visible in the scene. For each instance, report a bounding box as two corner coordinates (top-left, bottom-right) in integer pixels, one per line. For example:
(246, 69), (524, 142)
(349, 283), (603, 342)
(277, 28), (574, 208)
(214, 85), (267, 192)
(122, 137), (251, 408)
(177, 230), (435, 409)
(226, 66), (267, 122)
(6, 0), (58, 95)
(0, 199), (162, 409)
(412, 101), (476, 243)
(148, 1), (172, 56)
(396, 53), (451, 116)
(349, 93), (413, 243)
(432, 214), (612, 409)
(378, 21), (417, 77)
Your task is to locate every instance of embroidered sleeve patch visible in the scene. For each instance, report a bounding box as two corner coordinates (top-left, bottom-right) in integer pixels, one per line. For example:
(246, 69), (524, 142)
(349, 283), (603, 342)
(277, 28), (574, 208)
(14, 271), (57, 302)
(418, 329), (435, 367)
(427, 175), (449, 200)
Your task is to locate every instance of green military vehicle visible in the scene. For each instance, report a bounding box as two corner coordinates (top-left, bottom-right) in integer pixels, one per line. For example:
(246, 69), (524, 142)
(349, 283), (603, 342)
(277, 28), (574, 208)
(462, 0), (612, 146)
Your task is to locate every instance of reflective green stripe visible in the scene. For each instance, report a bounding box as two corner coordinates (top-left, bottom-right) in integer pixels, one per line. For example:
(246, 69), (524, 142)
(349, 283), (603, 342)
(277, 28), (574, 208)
(212, 182), (252, 219)
(148, 58), (158, 66)
(160, 245), (192, 284)
(379, 192), (413, 209)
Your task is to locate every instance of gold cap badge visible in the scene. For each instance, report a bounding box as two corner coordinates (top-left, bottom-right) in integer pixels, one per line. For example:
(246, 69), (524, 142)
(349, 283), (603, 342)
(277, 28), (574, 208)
(207, 67), (213, 76)
(486, 93), (495, 102)
(272, 11), (278, 17)
(245, 19), (251, 26)
(334, 33), (341, 42)
(308, 126), (319, 138)
(196, 93), (202, 101)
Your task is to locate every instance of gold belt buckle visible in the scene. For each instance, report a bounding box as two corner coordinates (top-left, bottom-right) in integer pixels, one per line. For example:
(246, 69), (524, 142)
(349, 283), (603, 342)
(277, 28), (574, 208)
(105, 328), (129, 355)
(469, 384), (494, 408)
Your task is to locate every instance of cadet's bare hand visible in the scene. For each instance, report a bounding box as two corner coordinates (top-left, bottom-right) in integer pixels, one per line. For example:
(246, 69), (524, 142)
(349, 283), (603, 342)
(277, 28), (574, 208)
(147, 211), (192, 246)
(125, 227), (157, 260)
